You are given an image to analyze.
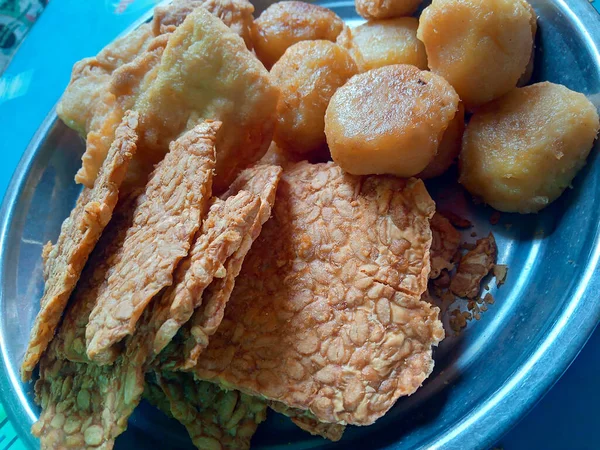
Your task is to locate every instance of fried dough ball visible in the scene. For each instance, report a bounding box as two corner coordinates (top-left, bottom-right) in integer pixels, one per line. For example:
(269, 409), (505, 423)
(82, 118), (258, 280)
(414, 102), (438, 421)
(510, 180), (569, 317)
(271, 41), (358, 155)
(418, 102), (465, 179)
(356, 0), (422, 19)
(418, 0), (534, 109)
(325, 64), (459, 177)
(337, 17), (427, 72)
(252, 1), (344, 69)
(460, 82), (600, 213)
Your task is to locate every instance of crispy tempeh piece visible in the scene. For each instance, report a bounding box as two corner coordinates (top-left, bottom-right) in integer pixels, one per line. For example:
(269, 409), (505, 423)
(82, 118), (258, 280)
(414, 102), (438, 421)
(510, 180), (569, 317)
(192, 162), (444, 426)
(429, 212), (461, 279)
(155, 371), (267, 450)
(161, 165), (282, 370)
(268, 401), (345, 442)
(20, 111), (139, 381)
(85, 121), (219, 364)
(450, 234), (498, 298)
(151, 192), (261, 356)
(153, 0), (255, 49)
(33, 341), (125, 450)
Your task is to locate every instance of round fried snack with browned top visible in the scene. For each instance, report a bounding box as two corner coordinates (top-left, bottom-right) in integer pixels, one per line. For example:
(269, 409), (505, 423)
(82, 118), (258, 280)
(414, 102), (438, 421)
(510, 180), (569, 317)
(252, 1), (344, 69)
(337, 17), (427, 72)
(355, 0), (422, 19)
(271, 41), (358, 156)
(460, 82), (600, 213)
(325, 64), (459, 177)
(418, 0), (534, 109)
(418, 102), (465, 179)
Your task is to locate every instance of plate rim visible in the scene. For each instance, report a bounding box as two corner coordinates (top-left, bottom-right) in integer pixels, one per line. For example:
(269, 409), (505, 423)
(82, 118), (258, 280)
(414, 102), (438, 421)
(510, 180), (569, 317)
(0, 1), (599, 449)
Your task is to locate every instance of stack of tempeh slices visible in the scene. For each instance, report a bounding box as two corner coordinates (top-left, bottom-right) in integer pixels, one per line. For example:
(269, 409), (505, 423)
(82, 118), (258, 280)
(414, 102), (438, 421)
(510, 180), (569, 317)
(22, 1), (444, 449)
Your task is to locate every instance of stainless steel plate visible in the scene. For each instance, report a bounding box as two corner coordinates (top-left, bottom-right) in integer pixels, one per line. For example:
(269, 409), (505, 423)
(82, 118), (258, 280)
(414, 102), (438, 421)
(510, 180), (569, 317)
(1, 1), (599, 449)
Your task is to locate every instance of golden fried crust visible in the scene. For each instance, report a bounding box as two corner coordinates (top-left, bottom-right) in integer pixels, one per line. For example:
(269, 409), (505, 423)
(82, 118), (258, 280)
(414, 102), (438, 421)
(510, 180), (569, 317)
(429, 213), (461, 279)
(268, 401), (345, 441)
(193, 162), (444, 426)
(21, 111), (139, 381)
(76, 36), (169, 188)
(150, 191), (261, 356)
(161, 165), (282, 371)
(135, 7), (279, 193)
(155, 372), (267, 450)
(450, 234), (497, 298)
(85, 122), (219, 363)
(153, 0), (255, 49)
(355, 0), (422, 19)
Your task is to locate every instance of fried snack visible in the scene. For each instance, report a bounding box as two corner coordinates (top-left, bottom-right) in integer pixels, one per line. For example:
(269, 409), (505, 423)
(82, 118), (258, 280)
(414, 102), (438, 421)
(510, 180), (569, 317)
(143, 374), (174, 418)
(325, 64), (459, 177)
(252, 1), (344, 69)
(151, 191), (261, 356)
(271, 40), (358, 156)
(429, 213), (461, 279)
(355, 0), (421, 19)
(20, 112), (139, 381)
(418, 0), (535, 109)
(134, 7), (278, 193)
(451, 234), (497, 298)
(459, 82), (600, 213)
(33, 341), (130, 450)
(85, 122), (219, 364)
(162, 165), (282, 370)
(59, 30), (168, 188)
(337, 17), (427, 72)
(192, 162), (444, 425)
(269, 401), (345, 441)
(155, 372), (267, 450)
(152, 0), (255, 49)
(57, 24), (154, 137)
(418, 103), (465, 179)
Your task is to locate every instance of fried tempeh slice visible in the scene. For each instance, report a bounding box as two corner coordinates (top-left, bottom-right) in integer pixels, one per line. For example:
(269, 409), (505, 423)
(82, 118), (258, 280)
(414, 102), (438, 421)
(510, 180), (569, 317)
(192, 162), (444, 426)
(20, 111), (139, 381)
(150, 191), (261, 356)
(161, 165), (282, 370)
(450, 234), (498, 298)
(153, 0), (255, 49)
(85, 121), (219, 364)
(268, 401), (345, 442)
(134, 7), (279, 192)
(33, 341), (126, 450)
(429, 212), (461, 279)
(155, 371), (267, 450)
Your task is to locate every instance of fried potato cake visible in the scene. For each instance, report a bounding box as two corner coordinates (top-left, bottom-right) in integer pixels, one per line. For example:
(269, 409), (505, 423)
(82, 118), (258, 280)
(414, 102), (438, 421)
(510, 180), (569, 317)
(85, 122), (219, 364)
(20, 111), (139, 381)
(134, 7), (279, 193)
(153, 0), (255, 49)
(155, 372), (267, 450)
(192, 162), (444, 426)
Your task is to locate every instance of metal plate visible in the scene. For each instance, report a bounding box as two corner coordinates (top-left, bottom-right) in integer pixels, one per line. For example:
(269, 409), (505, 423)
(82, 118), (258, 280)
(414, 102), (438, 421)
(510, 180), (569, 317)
(1, 1), (599, 449)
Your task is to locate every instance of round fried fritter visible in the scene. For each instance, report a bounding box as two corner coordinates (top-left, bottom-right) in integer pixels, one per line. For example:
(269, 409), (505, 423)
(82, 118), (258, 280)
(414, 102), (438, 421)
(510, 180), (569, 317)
(418, 0), (534, 109)
(252, 1), (344, 69)
(460, 82), (600, 213)
(325, 64), (459, 177)
(337, 17), (427, 72)
(418, 102), (465, 179)
(355, 0), (422, 19)
(271, 41), (358, 156)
